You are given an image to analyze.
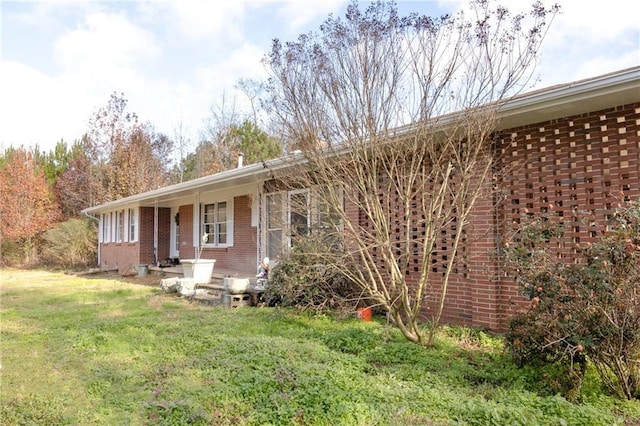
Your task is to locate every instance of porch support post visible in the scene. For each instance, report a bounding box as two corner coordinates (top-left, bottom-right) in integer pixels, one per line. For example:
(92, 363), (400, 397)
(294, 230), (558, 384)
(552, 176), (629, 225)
(193, 192), (200, 253)
(153, 201), (158, 265)
(255, 186), (262, 267)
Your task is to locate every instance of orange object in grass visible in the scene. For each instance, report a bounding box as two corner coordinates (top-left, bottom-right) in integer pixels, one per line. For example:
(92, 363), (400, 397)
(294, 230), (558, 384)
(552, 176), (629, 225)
(356, 307), (372, 321)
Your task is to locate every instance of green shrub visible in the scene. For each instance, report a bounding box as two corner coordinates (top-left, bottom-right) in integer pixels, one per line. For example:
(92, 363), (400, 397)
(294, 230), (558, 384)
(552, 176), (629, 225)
(503, 200), (640, 400)
(41, 218), (97, 269)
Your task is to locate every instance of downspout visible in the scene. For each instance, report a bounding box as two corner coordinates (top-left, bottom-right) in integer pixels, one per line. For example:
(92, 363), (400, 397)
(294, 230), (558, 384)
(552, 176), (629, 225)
(83, 211), (101, 268)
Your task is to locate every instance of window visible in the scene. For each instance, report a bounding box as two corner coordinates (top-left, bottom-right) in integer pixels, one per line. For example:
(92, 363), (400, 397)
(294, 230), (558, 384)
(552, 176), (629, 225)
(115, 210), (124, 243)
(289, 190), (310, 247)
(264, 186), (342, 259)
(266, 193), (284, 260)
(102, 213), (111, 243)
(202, 201), (230, 246)
(315, 185), (342, 229)
(128, 208), (137, 242)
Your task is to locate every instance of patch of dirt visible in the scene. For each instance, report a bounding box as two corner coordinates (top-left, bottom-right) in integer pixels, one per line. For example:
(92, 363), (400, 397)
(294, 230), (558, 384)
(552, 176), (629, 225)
(71, 268), (162, 287)
(121, 275), (162, 287)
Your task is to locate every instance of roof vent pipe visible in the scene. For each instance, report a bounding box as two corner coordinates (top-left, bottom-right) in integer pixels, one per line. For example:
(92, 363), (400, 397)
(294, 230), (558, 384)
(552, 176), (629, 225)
(237, 152), (244, 168)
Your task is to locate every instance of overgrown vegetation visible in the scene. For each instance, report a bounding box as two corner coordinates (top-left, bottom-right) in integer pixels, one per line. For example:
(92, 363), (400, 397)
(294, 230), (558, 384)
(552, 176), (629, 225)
(2, 269), (639, 424)
(41, 218), (98, 269)
(1, 217), (97, 269)
(503, 200), (640, 400)
(265, 234), (362, 313)
(260, 0), (560, 346)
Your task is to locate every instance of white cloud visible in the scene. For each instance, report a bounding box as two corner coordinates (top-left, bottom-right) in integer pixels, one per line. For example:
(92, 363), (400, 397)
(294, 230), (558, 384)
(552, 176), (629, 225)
(0, 60), (88, 147)
(165, 0), (246, 42)
(53, 11), (159, 71)
(275, 0), (348, 33)
(0, 8), (162, 149)
(1, 0), (638, 155)
(534, 0), (640, 85)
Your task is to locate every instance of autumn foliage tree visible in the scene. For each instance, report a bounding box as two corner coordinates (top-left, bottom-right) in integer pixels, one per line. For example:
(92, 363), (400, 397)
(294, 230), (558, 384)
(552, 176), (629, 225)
(261, 0), (559, 345)
(0, 148), (60, 265)
(83, 92), (173, 205)
(53, 138), (94, 218)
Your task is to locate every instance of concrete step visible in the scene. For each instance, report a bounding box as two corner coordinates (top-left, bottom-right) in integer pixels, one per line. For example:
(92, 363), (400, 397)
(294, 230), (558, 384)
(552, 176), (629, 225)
(190, 294), (222, 306)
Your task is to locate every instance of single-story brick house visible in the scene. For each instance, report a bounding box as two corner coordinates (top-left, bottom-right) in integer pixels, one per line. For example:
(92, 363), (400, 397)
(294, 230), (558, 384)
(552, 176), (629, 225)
(83, 66), (639, 329)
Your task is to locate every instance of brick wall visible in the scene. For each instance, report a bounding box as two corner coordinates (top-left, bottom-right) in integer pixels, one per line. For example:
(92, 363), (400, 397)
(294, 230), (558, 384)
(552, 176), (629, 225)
(138, 207), (171, 265)
(355, 159), (497, 328)
(178, 204), (195, 258)
(100, 242), (139, 274)
(139, 207), (154, 264)
(157, 208), (171, 262)
(494, 102), (640, 326)
(178, 196), (257, 275)
(346, 103), (639, 330)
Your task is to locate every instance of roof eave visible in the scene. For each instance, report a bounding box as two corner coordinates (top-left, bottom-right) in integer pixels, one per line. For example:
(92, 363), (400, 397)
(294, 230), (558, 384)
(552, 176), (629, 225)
(496, 66), (640, 130)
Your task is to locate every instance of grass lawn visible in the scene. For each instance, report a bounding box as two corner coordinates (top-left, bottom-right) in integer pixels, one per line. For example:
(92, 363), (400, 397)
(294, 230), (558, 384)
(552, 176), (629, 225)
(1, 269), (639, 425)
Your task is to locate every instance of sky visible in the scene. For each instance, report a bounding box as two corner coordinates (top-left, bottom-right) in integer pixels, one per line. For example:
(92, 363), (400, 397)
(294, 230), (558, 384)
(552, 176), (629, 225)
(1, 0), (639, 155)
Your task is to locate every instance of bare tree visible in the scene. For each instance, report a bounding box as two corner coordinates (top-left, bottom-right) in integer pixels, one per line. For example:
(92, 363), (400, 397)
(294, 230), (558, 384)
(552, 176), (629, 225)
(183, 92), (281, 179)
(173, 119), (192, 183)
(261, 0), (559, 346)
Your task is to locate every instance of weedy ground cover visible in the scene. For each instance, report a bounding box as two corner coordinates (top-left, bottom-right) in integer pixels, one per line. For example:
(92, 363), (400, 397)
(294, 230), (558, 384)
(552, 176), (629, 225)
(1, 269), (638, 425)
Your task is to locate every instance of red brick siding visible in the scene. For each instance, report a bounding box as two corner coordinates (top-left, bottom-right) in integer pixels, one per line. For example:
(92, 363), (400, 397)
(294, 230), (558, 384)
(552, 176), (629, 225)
(157, 208), (171, 263)
(139, 207), (154, 264)
(178, 204), (195, 258)
(181, 195), (257, 275)
(137, 207), (171, 266)
(336, 103), (639, 330)
(100, 242), (139, 274)
(495, 102), (640, 326)
(465, 181), (500, 329)
(354, 160), (496, 328)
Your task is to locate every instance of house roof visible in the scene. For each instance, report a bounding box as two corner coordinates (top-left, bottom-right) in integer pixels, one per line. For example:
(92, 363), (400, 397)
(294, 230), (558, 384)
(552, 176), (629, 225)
(496, 66), (640, 130)
(82, 154), (289, 214)
(83, 66), (640, 215)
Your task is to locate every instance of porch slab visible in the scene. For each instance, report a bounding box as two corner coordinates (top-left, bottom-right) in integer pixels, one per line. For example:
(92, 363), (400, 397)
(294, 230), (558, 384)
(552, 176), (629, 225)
(149, 265), (255, 282)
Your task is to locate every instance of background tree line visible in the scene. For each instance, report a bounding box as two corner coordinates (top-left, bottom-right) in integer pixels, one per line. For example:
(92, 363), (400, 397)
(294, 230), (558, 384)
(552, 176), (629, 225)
(0, 92), (281, 268)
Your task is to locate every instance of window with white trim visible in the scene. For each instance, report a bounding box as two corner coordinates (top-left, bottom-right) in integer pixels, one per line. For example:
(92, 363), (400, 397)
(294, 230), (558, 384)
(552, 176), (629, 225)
(128, 208), (137, 242)
(115, 210), (124, 243)
(264, 186), (342, 259)
(266, 193), (284, 260)
(202, 201), (231, 246)
(102, 213), (111, 243)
